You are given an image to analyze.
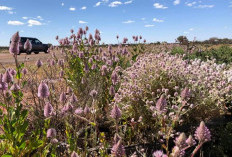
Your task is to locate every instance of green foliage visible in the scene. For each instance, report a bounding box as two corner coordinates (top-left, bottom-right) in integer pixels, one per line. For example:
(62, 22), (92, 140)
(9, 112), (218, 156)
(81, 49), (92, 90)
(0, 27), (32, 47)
(177, 36), (188, 45)
(171, 46), (185, 55)
(0, 103), (44, 156)
(216, 122), (232, 155)
(184, 45), (232, 64)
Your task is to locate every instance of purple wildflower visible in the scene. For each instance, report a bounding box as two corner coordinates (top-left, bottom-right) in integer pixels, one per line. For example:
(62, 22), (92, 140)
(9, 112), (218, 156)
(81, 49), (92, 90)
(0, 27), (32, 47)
(0, 82), (8, 91)
(71, 151), (79, 157)
(175, 133), (187, 149)
(111, 140), (125, 157)
(11, 32), (20, 42)
(10, 69), (16, 76)
(171, 146), (185, 157)
(78, 52), (84, 58)
(47, 128), (57, 138)
(59, 92), (66, 102)
(84, 63), (89, 73)
(2, 70), (13, 83)
(50, 59), (56, 66)
(51, 138), (58, 144)
(91, 64), (97, 70)
(181, 87), (191, 100)
(61, 104), (73, 113)
(24, 39), (32, 52)
(194, 121), (211, 143)
(109, 85), (115, 96)
(67, 87), (73, 94)
(10, 83), (20, 91)
(9, 32), (20, 55)
(84, 106), (90, 114)
(70, 29), (74, 34)
(70, 93), (78, 103)
(22, 68), (28, 75)
(111, 105), (121, 120)
(152, 150), (168, 157)
(58, 59), (64, 67)
(36, 59), (43, 68)
(74, 108), (83, 115)
(90, 89), (98, 99)
(38, 81), (50, 98)
(59, 70), (64, 78)
(73, 43), (78, 52)
(111, 72), (118, 85)
(156, 94), (167, 112)
(186, 135), (196, 146)
(123, 37), (128, 44)
(44, 102), (54, 118)
(101, 65), (107, 75)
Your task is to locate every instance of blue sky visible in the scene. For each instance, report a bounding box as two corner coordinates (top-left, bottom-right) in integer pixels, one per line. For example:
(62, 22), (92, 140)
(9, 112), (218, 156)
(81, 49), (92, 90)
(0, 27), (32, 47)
(0, 0), (232, 46)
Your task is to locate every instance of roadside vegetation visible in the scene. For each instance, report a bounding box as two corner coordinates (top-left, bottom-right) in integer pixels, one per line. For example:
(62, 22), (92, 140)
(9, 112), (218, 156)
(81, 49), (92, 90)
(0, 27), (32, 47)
(0, 29), (232, 157)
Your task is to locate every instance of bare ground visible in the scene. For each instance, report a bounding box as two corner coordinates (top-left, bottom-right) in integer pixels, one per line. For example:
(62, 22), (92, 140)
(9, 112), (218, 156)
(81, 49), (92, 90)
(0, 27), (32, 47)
(0, 52), (59, 72)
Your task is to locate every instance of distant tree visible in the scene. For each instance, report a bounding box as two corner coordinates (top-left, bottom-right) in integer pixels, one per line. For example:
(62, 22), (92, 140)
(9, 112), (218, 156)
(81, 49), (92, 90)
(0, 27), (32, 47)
(209, 37), (219, 44)
(177, 36), (189, 45)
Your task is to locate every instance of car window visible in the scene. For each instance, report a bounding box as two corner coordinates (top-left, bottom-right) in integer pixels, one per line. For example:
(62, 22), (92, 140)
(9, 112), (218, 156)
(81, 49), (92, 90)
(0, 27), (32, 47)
(35, 39), (41, 44)
(21, 38), (26, 43)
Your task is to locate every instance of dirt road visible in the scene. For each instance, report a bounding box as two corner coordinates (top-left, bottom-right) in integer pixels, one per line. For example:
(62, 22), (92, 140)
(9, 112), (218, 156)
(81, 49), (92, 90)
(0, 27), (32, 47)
(0, 52), (60, 72)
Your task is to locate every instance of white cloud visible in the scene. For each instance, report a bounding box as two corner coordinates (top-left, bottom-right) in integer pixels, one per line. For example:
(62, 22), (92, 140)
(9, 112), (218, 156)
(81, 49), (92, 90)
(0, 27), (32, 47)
(197, 5), (214, 8)
(125, 0), (133, 4)
(61, 3), (64, 6)
(141, 18), (146, 21)
(79, 20), (87, 24)
(109, 1), (122, 7)
(184, 31), (189, 34)
(28, 20), (42, 26)
(145, 24), (154, 27)
(189, 28), (194, 31)
(95, 2), (101, 7)
(37, 16), (43, 20)
(22, 17), (28, 19)
(69, 7), (76, 11)
(153, 3), (168, 9)
(0, 6), (12, 10)
(186, 2), (197, 7)
(8, 11), (15, 14)
(81, 6), (87, 10)
(174, 0), (180, 5)
(122, 20), (134, 24)
(8, 21), (24, 25)
(153, 18), (164, 23)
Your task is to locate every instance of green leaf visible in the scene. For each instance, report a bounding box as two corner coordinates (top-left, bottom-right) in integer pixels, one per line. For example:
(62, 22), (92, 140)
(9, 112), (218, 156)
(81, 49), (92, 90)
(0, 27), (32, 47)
(21, 110), (28, 119)
(19, 141), (26, 149)
(2, 154), (13, 157)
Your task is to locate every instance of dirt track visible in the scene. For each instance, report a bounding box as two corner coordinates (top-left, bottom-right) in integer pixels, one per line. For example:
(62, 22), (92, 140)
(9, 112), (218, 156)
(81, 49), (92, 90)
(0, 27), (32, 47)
(0, 52), (59, 71)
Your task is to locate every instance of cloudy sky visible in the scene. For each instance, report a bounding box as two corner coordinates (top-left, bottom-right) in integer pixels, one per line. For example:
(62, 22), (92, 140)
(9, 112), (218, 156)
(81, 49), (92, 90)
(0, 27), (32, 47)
(0, 0), (231, 46)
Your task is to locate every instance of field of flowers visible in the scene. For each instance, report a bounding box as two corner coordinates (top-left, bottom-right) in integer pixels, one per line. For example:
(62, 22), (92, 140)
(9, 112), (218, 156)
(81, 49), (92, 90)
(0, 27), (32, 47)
(0, 27), (232, 157)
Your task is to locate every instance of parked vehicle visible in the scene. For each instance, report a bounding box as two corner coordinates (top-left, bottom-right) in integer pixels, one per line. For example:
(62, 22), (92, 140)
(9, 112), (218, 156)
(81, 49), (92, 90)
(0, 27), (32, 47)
(11, 37), (50, 54)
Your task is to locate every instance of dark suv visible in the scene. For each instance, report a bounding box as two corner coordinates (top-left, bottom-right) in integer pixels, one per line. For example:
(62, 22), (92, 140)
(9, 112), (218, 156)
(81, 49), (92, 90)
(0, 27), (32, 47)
(18, 37), (49, 54)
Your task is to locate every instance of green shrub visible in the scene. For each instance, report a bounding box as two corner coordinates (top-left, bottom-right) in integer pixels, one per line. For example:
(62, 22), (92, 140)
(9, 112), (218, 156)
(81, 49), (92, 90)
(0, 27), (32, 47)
(184, 45), (232, 64)
(171, 46), (185, 55)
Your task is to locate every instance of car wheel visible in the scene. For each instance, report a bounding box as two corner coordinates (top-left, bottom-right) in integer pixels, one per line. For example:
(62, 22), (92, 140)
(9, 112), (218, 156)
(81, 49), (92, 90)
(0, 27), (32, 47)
(44, 49), (48, 53)
(34, 52), (39, 54)
(27, 51), (32, 55)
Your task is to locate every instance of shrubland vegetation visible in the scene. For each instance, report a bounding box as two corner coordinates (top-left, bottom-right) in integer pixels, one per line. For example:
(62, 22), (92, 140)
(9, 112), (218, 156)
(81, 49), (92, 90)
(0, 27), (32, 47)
(0, 29), (232, 157)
